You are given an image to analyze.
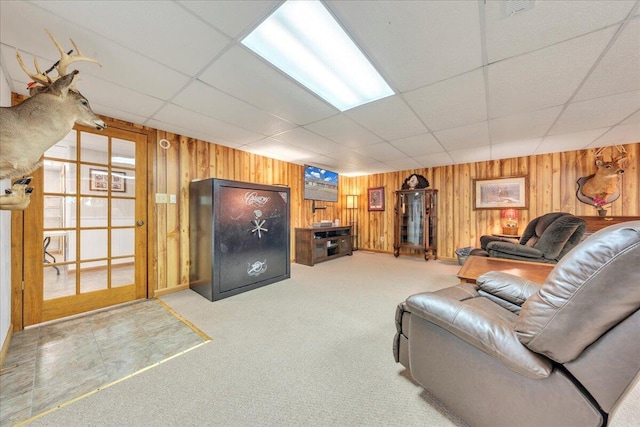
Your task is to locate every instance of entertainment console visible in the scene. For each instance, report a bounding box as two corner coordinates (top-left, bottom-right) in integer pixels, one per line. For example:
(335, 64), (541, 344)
(295, 226), (352, 266)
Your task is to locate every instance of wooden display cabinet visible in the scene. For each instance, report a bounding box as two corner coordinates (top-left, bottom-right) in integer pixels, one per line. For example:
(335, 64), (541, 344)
(394, 189), (438, 261)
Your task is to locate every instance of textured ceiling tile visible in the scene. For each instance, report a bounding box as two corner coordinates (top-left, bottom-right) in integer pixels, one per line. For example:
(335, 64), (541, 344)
(389, 133), (444, 157)
(484, 0), (634, 62)
(574, 18), (640, 102)
(535, 128), (610, 154)
(589, 123), (640, 147)
(304, 115), (382, 148)
(434, 122), (490, 151)
(329, 0), (482, 91)
(199, 46), (337, 125)
(489, 106), (563, 144)
(549, 90), (640, 135)
(345, 96), (427, 141)
(488, 27), (617, 118)
(404, 69), (487, 132)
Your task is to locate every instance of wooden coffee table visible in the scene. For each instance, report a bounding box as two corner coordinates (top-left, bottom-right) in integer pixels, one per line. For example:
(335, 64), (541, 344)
(457, 256), (554, 284)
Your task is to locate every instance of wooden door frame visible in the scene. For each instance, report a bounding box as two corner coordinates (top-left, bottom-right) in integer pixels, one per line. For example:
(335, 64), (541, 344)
(10, 116), (155, 330)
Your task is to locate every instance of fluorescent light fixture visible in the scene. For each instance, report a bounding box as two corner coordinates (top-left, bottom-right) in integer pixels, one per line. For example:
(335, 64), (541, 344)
(242, 0), (394, 111)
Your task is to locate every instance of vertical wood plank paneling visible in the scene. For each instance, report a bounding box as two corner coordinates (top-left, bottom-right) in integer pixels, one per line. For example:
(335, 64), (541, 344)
(151, 137), (639, 293)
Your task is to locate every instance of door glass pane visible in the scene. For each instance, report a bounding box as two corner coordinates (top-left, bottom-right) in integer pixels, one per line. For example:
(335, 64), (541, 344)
(112, 258), (134, 288)
(80, 263), (107, 293)
(80, 132), (108, 165)
(112, 138), (135, 168)
(44, 130), (77, 161)
(44, 265), (75, 300)
(80, 196), (108, 227)
(80, 229), (107, 260)
(112, 229), (134, 257)
(65, 230), (77, 262)
(112, 199), (135, 226)
(43, 161), (68, 193)
(44, 197), (64, 230)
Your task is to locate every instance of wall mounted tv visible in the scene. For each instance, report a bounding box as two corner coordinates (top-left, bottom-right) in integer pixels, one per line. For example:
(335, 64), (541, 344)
(303, 165), (339, 203)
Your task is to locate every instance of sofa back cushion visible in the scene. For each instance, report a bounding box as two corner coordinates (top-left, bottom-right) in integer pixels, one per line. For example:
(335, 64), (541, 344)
(515, 221), (640, 362)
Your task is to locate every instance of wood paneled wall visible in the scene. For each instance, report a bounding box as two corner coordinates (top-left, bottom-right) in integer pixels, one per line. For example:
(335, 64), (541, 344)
(348, 144), (639, 262)
(151, 130), (638, 294)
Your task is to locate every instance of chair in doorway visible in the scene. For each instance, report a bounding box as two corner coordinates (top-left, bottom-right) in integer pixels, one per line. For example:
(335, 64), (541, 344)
(43, 236), (60, 275)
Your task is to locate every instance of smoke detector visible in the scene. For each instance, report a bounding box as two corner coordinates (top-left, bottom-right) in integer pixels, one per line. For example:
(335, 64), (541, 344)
(504, 0), (535, 17)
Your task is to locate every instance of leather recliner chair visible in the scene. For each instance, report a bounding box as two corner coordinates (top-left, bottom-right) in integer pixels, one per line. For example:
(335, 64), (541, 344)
(470, 212), (587, 263)
(394, 221), (640, 427)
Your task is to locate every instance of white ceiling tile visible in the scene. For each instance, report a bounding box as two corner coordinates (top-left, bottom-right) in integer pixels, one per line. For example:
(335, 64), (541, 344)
(304, 115), (382, 148)
(199, 46), (337, 125)
(172, 80), (296, 136)
(32, 0), (229, 76)
(536, 128), (610, 154)
(329, 0), (482, 91)
(2, 1), (638, 176)
(271, 128), (343, 155)
(484, 0), (634, 62)
(91, 103), (148, 126)
(550, 90), (640, 135)
(178, 0), (279, 39)
(622, 109), (640, 124)
(243, 138), (315, 163)
(383, 157), (423, 172)
(324, 148), (378, 166)
(589, 123), (640, 147)
(488, 27), (617, 118)
(72, 77), (165, 118)
(490, 138), (542, 160)
(448, 146), (492, 165)
(389, 134), (444, 157)
(153, 104), (263, 145)
(434, 122), (490, 151)
(413, 152), (456, 168)
(489, 106), (563, 144)
(346, 96), (427, 141)
(574, 18), (640, 102)
(404, 70), (487, 132)
(351, 143), (407, 162)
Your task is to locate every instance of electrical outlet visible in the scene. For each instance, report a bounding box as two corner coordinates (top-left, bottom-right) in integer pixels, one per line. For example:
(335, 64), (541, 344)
(380, 236), (384, 242)
(155, 193), (168, 204)
(169, 194), (177, 204)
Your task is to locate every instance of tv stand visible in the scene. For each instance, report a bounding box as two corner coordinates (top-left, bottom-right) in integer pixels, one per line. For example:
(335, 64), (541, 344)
(295, 226), (352, 266)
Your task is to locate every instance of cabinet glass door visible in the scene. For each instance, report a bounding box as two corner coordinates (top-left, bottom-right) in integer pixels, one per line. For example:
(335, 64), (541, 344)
(400, 192), (424, 246)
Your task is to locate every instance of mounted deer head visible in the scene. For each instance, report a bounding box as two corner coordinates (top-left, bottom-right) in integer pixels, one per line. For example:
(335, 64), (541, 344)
(576, 145), (628, 208)
(0, 30), (106, 210)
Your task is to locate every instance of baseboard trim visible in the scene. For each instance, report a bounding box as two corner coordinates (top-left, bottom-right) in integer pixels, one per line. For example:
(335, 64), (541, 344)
(154, 283), (190, 297)
(0, 323), (14, 370)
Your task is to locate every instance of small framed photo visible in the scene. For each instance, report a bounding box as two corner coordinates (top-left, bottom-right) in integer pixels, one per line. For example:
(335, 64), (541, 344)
(90, 169), (126, 193)
(368, 187), (385, 211)
(473, 176), (528, 210)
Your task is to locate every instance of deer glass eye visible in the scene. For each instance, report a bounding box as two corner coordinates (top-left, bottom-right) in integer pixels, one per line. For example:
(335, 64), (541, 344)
(80, 99), (88, 106)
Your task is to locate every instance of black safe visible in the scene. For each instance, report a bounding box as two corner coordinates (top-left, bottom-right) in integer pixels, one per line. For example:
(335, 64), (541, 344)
(189, 179), (290, 301)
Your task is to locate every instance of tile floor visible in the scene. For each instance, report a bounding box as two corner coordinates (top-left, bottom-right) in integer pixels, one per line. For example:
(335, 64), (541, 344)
(0, 299), (209, 426)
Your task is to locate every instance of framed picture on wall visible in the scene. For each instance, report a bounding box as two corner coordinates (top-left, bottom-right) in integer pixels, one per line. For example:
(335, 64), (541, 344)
(90, 169), (127, 193)
(473, 175), (528, 209)
(368, 187), (385, 211)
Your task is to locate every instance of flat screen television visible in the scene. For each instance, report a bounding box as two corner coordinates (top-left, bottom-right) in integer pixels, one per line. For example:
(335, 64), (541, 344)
(303, 164), (338, 202)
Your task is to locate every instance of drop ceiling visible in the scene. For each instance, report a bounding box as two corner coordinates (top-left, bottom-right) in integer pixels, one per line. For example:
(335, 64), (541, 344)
(1, 0), (638, 176)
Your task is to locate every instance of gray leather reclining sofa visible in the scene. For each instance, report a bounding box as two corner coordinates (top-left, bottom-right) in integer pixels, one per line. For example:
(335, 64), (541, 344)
(394, 221), (640, 427)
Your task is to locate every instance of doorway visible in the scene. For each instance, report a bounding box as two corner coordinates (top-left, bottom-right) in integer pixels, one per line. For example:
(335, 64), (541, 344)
(17, 125), (148, 326)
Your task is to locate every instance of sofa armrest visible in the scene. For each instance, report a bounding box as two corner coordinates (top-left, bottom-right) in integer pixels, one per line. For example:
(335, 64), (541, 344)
(486, 241), (544, 259)
(476, 271), (541, 307)
(406, 292), (552, 379)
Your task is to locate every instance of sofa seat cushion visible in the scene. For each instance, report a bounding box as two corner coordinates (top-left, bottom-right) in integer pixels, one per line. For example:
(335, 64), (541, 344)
(406, 287), (552, 379)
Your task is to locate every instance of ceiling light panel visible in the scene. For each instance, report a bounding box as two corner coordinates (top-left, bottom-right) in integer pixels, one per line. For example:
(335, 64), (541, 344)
(242, 0), (394, 111)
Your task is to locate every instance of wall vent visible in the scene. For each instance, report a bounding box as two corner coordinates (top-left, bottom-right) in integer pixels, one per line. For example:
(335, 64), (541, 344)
(504, 0), (535, 17)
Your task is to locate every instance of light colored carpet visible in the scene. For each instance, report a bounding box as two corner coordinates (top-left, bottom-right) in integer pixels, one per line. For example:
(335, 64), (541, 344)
(27, 252), (639, 426)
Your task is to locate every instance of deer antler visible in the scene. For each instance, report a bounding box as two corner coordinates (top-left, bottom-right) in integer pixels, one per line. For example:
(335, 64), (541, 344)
(45, 29), (100, 77)
(15, 29), (100, 89)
